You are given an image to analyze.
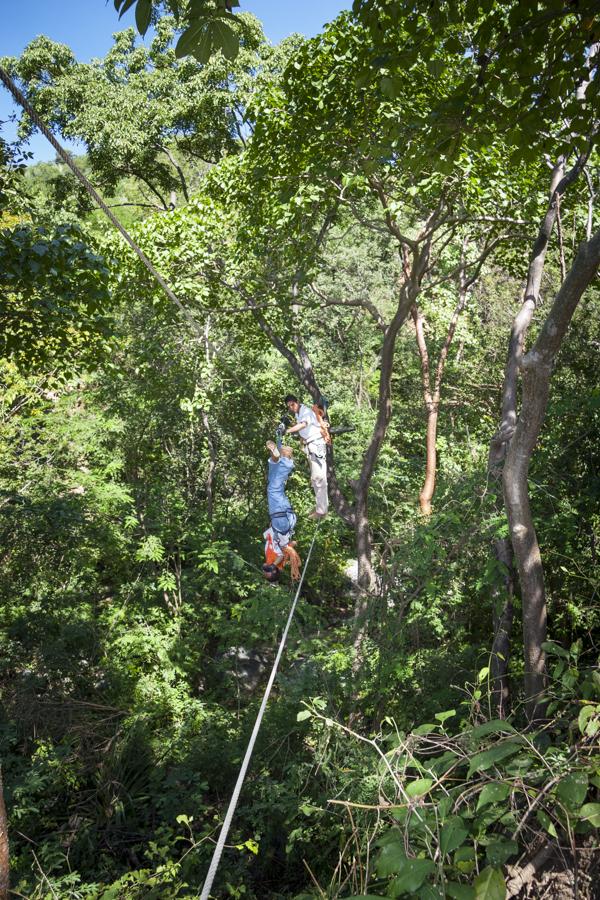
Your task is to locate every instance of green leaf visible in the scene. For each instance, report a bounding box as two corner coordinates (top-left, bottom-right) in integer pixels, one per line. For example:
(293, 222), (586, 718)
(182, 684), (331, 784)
(192, 29), (213, 64)
(406, 778), (434, 798)
(470, 720), (516, 740)
(537, 809), (558, 838)
(135, 0), (152, 35)
(556, 773), (588, 810)
(376, 841), (406, 877)
(486, 840), (518, 866)
(435, 709), (457, 723)
(418, 886), (444, 899)
(467, 742), (521, 778)
(118, 0), (137, 18)
(296, 709), (312, 722)
(541, 641), (570, 659)
(579, 803), (600, 827)
(175, 21), (206, 59)
(413, 723), (437, 735)
(473, 866), (506, 900)
(440, 816), (469, 856)
(209, 19), (239, 61)
(578, 705), (597, 735)
(446, 885), (476, 900)
(389, 858), (436, 894)
(477, 782), (511, 809)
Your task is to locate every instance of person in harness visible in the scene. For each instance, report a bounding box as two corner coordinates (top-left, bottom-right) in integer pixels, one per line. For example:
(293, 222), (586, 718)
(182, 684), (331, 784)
(262, 440), (301, 582)
(283, 394), (329, 520)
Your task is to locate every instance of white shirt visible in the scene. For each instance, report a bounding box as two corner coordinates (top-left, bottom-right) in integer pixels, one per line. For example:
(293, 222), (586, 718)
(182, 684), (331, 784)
(296, 403), (323, 444)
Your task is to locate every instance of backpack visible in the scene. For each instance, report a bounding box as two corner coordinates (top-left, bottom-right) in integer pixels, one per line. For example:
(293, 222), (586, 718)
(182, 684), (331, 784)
(311, 404), (332, 445)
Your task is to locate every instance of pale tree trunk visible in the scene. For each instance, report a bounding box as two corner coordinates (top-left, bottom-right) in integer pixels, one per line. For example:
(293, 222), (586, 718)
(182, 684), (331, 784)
(348, 244), (432, 682)
(0, 766), (8, 900)
(505, 227), (600, 720)
(488, 155), (589, 719)
(489, 157), (585, 469)
(350, 497), (373, 680)
(420, 403), (439, 515)
(490, 537), (515, 718)
(355, 498), (375, 596)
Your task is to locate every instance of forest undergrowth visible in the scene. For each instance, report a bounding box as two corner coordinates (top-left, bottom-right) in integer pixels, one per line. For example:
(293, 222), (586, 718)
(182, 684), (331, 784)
(1, 1), (599, 897)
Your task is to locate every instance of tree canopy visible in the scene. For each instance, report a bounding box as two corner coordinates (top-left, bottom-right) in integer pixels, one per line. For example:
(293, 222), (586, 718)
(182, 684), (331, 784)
(0, 2), (599, 898)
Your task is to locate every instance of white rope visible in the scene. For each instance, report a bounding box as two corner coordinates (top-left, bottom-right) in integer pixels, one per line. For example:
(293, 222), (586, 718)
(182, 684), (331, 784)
(200, 523), (320, 900)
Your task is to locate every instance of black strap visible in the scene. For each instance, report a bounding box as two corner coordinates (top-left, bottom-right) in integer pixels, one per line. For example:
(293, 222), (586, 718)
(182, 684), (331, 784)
(270, 508), (295, 536)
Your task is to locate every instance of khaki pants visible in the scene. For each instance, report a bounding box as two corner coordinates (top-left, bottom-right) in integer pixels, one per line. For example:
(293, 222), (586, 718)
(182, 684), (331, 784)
(304, 440), (329, 515)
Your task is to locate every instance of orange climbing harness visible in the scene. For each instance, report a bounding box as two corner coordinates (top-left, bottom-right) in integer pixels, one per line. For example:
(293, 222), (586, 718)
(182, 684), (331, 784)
(311, 403), (332, 445)
(264, 530), (302, 580)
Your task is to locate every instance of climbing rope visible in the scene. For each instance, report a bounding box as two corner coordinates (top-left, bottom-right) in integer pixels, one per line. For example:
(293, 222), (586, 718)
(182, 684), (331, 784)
(200, 522), (320, 900)
(0, 64), (264, 411)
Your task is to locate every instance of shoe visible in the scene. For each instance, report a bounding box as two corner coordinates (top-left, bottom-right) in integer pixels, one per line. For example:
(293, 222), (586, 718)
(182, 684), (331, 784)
(308, 510), (327, 520)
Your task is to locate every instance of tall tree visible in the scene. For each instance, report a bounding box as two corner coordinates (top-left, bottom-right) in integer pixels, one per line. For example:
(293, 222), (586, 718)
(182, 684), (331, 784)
(4, 16), (296, 211)
(220, 14), (538, 600)
(353, 0), (600, 712)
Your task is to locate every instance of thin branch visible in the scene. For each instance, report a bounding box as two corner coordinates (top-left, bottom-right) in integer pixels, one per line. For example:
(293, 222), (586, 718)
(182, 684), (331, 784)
(159, 144), (190, 203)
(309, 283), (387, 332)
(368, 175), (418, 249)
(105, 201), (165, 212)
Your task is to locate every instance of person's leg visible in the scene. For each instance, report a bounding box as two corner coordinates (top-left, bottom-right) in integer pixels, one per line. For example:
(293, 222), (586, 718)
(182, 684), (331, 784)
(309, 451), (328, 516)
(266, 440), (280, 461)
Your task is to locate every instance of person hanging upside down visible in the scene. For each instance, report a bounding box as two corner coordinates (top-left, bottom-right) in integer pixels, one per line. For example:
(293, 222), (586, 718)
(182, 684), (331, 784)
(262, 440), (301, 582)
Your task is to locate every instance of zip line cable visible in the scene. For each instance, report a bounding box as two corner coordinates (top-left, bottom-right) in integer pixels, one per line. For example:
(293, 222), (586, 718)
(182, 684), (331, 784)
(200, 522), (320, 900)
(0, 65), (264, 411)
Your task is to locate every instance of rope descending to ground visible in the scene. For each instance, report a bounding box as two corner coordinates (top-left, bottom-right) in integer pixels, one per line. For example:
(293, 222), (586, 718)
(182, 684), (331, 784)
(200, 523), (320, 900)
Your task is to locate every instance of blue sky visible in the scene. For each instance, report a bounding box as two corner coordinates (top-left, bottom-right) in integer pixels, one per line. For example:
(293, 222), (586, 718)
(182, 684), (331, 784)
(1, 0), (350, 162)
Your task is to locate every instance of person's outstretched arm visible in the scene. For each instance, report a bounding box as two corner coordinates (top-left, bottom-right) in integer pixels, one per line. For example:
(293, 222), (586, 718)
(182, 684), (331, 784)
(285, 419), (307, 435)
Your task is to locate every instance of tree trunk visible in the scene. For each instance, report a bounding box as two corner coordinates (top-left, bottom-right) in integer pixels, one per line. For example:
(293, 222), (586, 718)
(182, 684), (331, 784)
(420, 402), (438, 516)
(490, 537), (515, 718)
(412, 244), (471, 515)
(504, 227), (600, 720)
(350, 495), (375, 680)
(488, 156), (588, 718)
(503, 427), (547, 721)
(355, 494), (375, 595)
(0, 766), (8, 900)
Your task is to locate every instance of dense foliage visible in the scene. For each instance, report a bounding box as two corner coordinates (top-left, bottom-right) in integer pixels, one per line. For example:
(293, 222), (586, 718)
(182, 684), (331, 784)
(0, 2), (599, 898)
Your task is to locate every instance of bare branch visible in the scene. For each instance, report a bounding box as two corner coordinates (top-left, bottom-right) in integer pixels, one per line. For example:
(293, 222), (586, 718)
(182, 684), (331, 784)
(367, 176), (418, 250)
(309, 284), (387, 332)
(159, 144), (190, 203)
